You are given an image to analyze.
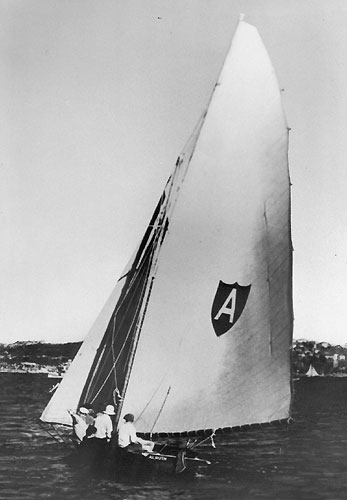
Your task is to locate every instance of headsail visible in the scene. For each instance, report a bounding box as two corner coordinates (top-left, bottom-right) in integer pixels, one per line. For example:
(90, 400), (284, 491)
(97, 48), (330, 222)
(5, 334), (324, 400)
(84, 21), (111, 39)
(41, 19), (293, 435)
(39, 254), (135, 426)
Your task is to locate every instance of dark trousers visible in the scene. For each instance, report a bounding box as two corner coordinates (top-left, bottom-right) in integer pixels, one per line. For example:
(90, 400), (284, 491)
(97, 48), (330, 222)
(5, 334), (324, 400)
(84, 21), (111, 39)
(124, 442), (143, 453)
(85, 437), (109, 468)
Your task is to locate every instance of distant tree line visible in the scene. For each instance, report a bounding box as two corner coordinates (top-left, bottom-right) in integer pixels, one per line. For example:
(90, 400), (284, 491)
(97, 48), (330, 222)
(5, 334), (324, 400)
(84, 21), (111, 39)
(0, 341), (82, 367)
(292, 340), (347, 375)
(1, 340), (346, 376)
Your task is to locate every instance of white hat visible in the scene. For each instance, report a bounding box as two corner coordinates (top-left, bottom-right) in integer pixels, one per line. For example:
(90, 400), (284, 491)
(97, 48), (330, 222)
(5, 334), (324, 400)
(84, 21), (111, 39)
(104, 404), (115, 415)
(79, 407), (89, 414)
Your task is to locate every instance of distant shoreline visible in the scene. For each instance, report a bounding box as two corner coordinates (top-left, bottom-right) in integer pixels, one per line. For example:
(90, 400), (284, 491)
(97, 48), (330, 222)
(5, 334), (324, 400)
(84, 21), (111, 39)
(1, 339), (347, 378)
(0, 367), (62, 375)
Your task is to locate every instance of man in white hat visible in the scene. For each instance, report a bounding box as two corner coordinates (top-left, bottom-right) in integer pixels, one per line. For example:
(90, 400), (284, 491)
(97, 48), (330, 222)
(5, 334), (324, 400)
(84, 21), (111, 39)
(69, 406), (92, 443)
(84, 404), (116, 464)
(91, 404), (115, 443)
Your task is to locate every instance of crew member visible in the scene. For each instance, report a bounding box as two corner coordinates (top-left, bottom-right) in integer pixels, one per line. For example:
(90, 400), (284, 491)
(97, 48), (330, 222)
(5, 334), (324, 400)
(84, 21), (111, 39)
(69, 406), (90, 443)
(118, 413), (154, 452)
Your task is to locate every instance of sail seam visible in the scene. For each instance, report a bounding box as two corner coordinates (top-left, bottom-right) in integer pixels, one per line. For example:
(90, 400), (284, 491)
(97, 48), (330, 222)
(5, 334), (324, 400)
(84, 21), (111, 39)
(263, 205), (273, 356)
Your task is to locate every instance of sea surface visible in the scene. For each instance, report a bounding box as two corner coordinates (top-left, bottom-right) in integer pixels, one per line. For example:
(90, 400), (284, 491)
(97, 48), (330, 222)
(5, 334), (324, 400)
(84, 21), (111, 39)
(0, 374), (346, 500)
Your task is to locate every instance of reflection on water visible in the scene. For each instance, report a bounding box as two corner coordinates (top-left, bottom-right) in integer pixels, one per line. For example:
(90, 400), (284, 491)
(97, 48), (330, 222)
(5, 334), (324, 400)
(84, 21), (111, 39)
(0, 374), (346, 500)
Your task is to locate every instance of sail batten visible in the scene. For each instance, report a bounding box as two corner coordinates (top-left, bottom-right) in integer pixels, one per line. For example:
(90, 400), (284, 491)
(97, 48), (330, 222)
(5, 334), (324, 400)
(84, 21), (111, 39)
(40, 19), (293, 437)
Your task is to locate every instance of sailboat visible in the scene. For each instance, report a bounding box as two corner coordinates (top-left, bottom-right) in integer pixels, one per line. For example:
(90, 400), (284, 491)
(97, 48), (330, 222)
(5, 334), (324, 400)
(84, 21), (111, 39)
(305, 364), (320, 377)
(40, 17), (293, 474)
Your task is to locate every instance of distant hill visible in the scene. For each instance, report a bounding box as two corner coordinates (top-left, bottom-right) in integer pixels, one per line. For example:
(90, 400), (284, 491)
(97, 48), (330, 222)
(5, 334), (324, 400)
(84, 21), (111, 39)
(1, 339), (346, 376)
(292, 339), (347, 375)
(0, 341), (82, 367)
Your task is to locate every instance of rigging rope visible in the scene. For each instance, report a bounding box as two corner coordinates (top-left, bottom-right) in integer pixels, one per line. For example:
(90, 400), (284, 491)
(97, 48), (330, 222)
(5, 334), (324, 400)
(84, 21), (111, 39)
(188, 431), (216, 450)
(87, 275), (149, 404)
(38, 420), (69, 445)
(149, 385), (171, 434)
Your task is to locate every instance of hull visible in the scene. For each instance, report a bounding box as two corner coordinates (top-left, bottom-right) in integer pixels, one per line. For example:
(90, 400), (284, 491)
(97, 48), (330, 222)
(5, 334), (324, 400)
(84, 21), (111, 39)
(70, 439), (210, 476)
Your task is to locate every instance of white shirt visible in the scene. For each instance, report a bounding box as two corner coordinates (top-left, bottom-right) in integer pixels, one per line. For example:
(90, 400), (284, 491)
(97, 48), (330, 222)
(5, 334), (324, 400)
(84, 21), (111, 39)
(71, 413), (88, 441)
(118, 421), (138, 448)
(93, 412), (113, 439)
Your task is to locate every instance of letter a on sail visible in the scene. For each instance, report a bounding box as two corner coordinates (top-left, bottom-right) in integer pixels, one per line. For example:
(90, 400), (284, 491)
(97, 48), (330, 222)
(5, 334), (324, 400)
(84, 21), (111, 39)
(211, 281), (251, 337)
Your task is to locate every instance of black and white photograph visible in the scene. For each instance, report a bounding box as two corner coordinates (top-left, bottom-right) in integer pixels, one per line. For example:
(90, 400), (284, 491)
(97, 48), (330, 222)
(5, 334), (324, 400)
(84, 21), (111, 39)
(1, 1), (347, 499)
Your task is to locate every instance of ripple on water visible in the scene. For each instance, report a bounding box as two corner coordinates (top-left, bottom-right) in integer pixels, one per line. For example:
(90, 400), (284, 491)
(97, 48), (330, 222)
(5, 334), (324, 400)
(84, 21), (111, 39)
(1, 375), (347, 500)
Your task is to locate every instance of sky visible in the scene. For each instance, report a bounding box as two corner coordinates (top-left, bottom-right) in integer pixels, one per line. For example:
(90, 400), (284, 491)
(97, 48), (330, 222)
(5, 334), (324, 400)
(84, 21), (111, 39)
(2, 0), (347, 346)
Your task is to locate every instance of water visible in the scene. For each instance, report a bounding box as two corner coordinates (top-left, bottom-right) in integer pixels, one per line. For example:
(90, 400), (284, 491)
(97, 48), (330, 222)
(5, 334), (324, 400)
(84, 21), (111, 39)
(0, 374), (346, 500)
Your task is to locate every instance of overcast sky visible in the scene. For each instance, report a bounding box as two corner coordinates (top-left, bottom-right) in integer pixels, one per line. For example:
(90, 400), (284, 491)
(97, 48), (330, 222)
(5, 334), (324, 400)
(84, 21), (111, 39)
(2, 0), (347, 345)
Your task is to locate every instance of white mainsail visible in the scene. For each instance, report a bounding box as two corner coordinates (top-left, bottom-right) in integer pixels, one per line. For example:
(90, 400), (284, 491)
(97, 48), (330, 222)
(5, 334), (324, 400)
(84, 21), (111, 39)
(120, 19), (292, 434)
(41, 19), (293, 435)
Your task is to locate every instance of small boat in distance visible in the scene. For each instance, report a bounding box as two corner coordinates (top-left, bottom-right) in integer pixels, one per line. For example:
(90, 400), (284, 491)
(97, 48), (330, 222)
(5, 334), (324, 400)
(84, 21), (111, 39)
(40, 16), (293, 474)
(305, 364), (320, 377)
(47, 372), (63, 379)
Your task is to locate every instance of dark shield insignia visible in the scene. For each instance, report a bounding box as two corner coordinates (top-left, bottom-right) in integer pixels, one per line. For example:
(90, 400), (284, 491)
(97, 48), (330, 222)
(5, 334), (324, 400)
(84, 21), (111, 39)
(211, 281), (251, 337)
